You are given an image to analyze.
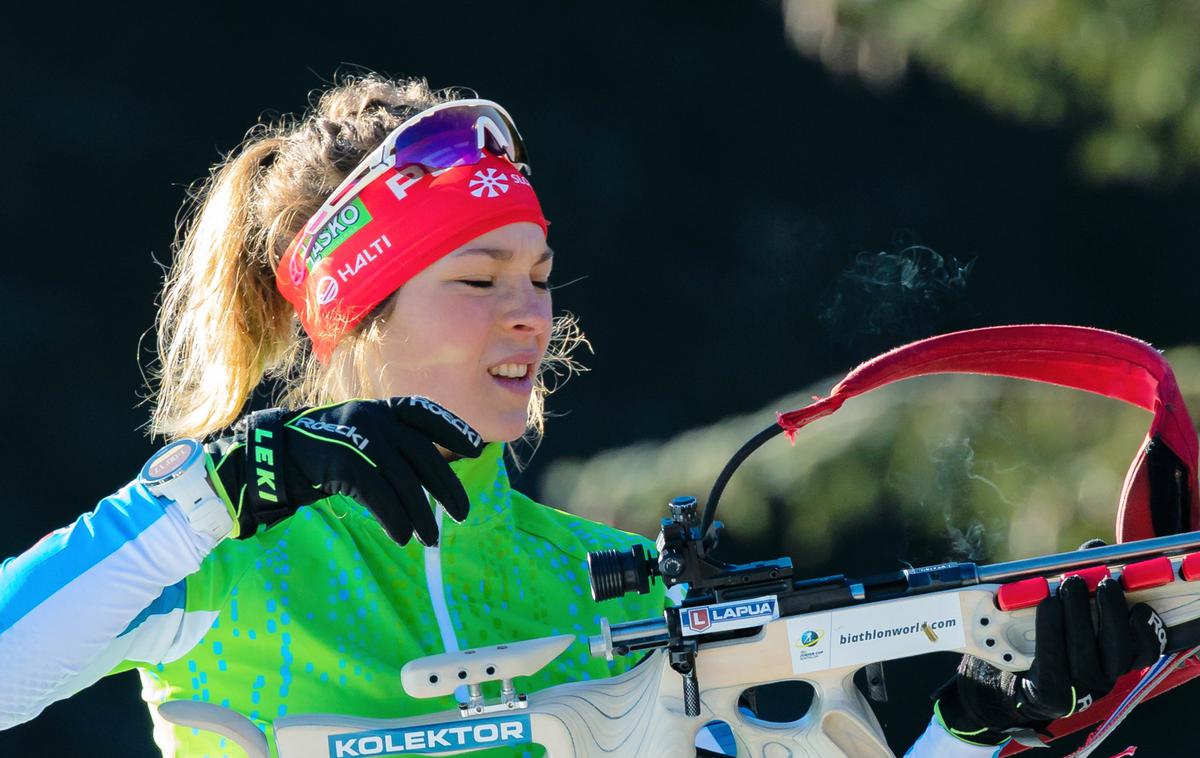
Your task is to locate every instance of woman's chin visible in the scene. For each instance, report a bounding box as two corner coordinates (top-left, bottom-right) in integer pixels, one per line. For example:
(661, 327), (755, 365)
(478, 414), (532, 445)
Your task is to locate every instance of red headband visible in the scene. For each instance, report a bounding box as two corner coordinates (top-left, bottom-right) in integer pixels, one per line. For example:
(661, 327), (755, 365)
(276, 154), (548, 362)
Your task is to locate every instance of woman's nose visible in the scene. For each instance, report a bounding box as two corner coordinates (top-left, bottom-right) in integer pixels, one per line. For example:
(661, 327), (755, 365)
(503, 282), (552, 335)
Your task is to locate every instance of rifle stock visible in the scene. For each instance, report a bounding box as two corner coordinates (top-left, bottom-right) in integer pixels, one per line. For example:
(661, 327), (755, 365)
(158, 546), (1200, 757)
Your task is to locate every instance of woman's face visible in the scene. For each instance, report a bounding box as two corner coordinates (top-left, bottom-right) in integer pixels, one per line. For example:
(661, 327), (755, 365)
(369, 221), (553, 443)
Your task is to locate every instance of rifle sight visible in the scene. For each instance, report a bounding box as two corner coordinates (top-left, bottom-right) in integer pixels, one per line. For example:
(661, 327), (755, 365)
(589, 496), (734, 602)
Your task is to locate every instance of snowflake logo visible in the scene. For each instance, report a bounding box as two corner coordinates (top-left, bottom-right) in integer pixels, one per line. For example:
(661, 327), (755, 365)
(469, 168), (509, 198)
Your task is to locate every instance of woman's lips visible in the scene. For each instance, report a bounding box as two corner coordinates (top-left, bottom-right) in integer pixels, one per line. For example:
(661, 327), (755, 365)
(489, 372), (533, 395)
(487, 364), (534, 395)
(486, 354), (539, 396)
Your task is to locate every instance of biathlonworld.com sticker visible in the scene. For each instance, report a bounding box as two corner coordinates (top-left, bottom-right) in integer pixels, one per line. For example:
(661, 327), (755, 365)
(787, 592), (965, 674)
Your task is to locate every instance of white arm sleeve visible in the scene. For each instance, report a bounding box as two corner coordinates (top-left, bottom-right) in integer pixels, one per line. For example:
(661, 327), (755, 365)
(904, 716), (1005, 758)
(0, 481), (220, 729)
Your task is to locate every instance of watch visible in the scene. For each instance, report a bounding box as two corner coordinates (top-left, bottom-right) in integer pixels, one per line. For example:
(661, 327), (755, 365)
(139, 438), (235, 541)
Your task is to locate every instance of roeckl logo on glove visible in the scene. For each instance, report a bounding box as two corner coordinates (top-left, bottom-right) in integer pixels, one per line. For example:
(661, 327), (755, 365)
(291, 417), (370, 450)
(1148, 610), (1168, 653)
(407, 397), (481, 447)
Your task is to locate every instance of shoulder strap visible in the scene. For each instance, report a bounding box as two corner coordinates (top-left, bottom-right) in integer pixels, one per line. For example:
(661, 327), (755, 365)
(776, 324), (1199, 542)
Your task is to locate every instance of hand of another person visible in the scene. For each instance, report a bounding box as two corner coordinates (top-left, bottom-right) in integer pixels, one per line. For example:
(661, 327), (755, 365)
(206, 396), (484, 546)
(934, 573), (1168, 746)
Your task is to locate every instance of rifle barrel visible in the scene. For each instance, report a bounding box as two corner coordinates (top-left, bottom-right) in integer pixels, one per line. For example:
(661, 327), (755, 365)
(589, 618), (669, 658)
(977, 529), (1200, 584)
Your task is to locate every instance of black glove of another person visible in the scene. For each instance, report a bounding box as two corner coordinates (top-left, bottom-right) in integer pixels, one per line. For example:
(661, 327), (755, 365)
(935, 571), (1168, 746)
(205, 396), (484, 546)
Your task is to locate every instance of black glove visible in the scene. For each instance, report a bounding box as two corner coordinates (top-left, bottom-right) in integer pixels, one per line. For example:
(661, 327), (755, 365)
(935, 574), (1168, 746)
(206, 396), (484, 546)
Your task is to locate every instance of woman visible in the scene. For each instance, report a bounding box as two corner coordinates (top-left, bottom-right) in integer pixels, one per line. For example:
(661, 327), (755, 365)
(0, 75), (1162, 758)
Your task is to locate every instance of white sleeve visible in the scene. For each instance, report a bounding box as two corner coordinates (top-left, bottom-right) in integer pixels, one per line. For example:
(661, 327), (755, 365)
(665, 582), (687, 606)
(0, 481), (220, 730)
(904, 716), (1005, 758)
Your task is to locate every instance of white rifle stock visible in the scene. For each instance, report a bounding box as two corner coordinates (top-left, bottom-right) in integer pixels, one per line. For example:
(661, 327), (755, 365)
(157, 530), (1200, 758)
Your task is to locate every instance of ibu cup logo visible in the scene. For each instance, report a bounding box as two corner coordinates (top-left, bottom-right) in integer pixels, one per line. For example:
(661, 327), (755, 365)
(316, 276), (339, 306)
(686, 608), (711, 633)
(797, 630), (822, 648)
(469, 168), (509, 198)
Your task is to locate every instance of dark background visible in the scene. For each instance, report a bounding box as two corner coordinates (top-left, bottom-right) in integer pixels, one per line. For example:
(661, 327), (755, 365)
(2, 1), (1197, 755)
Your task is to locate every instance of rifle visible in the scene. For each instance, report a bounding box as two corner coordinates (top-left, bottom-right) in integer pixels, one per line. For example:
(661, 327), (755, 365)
(157, 500), (1200, 758)
(158, 326), (1200, 756)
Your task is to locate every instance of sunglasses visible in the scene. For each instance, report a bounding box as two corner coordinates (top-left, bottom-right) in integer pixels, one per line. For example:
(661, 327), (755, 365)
(301, 99), (529, 238)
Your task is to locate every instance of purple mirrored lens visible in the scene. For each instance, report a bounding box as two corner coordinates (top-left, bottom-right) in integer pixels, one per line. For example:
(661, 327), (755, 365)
(389, 106), (522, 170)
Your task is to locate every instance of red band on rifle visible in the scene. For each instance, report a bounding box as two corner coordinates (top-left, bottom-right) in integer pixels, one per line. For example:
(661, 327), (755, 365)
(1181, 552), (1200, 581)
(1061, 565), (1112, 592)
(1119, 556), (1174, 591)
(997, 577), (1050, 611)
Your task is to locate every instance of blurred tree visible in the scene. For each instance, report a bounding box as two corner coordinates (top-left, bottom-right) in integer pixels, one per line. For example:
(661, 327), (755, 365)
(541, 345), (1200, 569)
(780, 0), (1200, 184)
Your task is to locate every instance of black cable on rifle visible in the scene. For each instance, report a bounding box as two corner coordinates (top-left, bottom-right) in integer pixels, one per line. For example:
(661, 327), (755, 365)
(700, 422), (785, 539)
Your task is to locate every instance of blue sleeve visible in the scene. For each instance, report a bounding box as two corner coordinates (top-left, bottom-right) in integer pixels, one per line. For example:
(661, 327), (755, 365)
(0, 481), (220, 729)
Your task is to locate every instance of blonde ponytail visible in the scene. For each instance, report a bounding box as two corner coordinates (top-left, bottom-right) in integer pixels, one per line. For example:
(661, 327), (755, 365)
(150, 136), (294, 439)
